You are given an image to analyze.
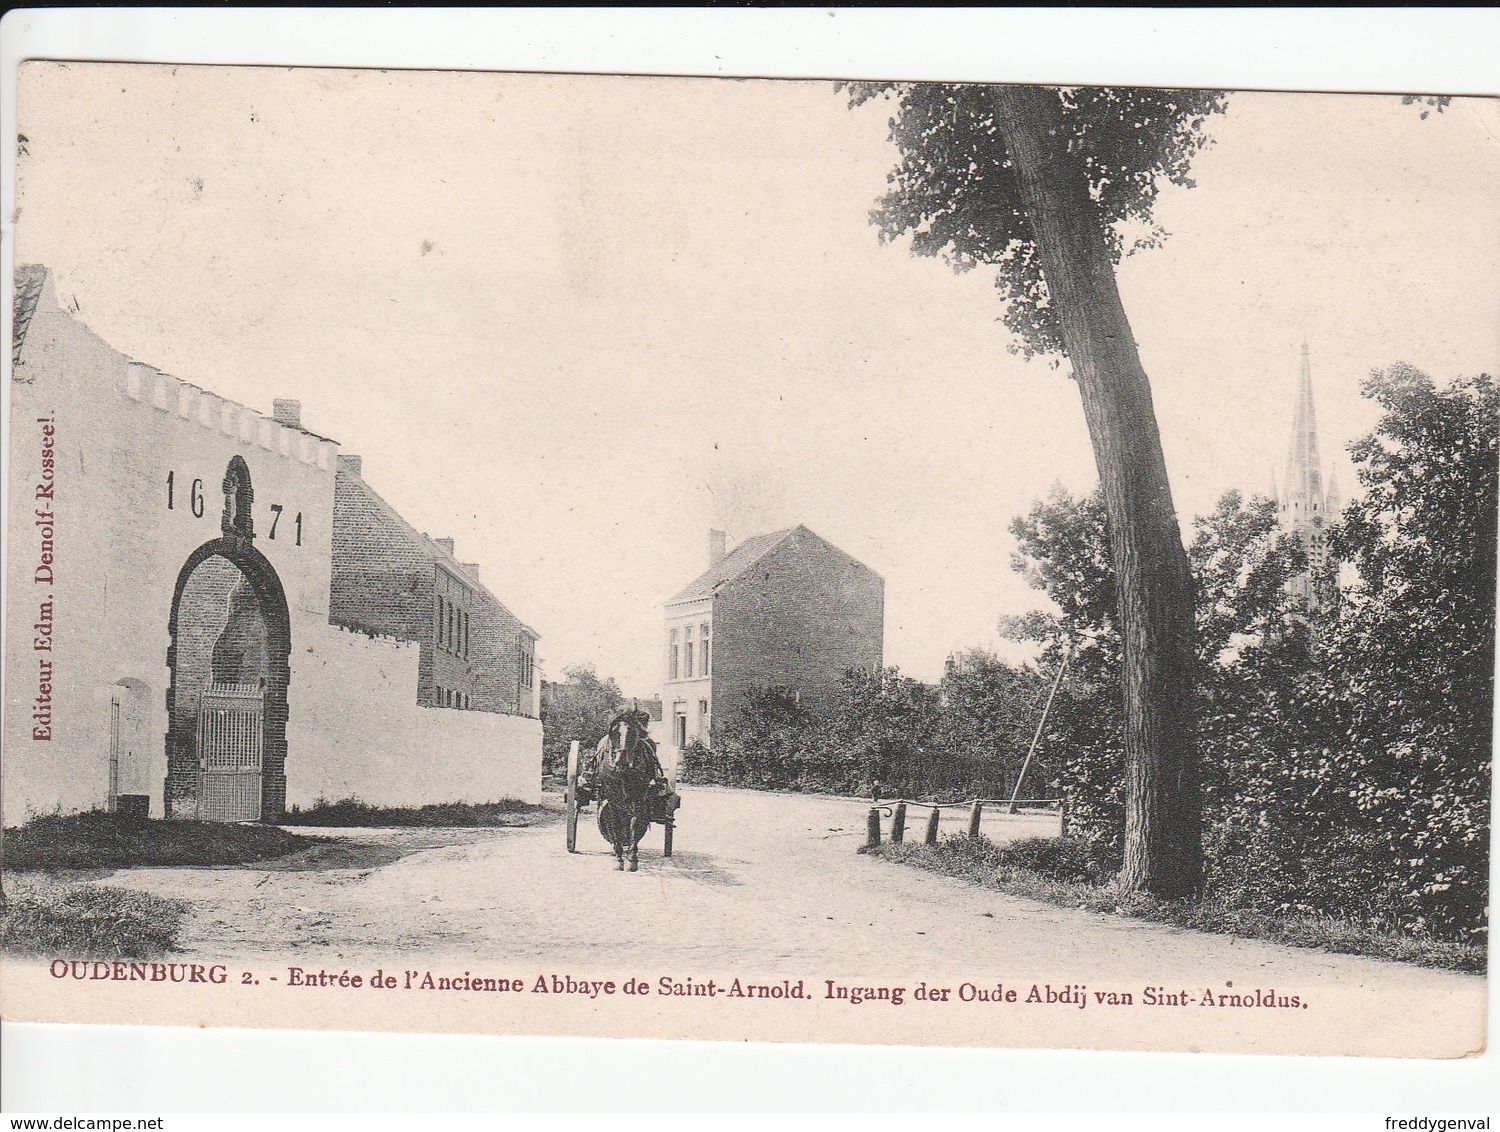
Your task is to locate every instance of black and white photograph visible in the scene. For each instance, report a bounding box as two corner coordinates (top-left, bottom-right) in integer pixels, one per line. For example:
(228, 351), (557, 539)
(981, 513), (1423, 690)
(2, 11), (1495, 1094)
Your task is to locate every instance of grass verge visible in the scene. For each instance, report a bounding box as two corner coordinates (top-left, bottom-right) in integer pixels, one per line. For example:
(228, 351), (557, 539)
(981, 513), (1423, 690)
(4, 811), (317, 870)
(1, 884), (189, 959)
(284, 797), (550, 828)
(868, 836), (1485, 974)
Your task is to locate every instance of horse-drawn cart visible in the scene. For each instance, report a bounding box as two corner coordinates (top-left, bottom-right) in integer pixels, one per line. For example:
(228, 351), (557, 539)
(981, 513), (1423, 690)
(564, 713), (680, 867)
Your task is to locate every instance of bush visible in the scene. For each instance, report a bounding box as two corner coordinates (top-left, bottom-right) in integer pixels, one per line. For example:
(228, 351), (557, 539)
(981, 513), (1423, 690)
(872, 837), (1484, 972)
(678, 670), (1041, 800)
(993, 835), (1108, 884)
(1, 885), (189, 959)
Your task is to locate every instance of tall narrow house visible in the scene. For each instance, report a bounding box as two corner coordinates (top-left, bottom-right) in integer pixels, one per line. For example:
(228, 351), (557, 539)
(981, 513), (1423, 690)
(1276, 343), (1342, 613)
(661, 526), (884, 759)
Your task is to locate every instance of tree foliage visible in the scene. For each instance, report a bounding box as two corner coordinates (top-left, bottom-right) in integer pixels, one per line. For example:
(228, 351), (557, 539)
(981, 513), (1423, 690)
(841, 82), (1226, 356)
(539, 664), (623, 774)
(682, 663), (1048, 801)
(1006, 366), (1496, 939)
(1323, 365), (1497, 936)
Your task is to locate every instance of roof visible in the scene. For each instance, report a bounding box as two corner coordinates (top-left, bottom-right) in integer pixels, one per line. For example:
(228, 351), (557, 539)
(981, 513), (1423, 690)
(667, 528), (796, 604)
(13, 265), (47, 367)
(337, 467), (539, 639)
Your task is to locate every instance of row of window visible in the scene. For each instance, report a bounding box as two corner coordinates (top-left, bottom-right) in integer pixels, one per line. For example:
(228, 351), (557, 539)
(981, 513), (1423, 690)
(436, 686), (471, 709)
(668, 622), (711, 681)
(437, 595), (470, 658)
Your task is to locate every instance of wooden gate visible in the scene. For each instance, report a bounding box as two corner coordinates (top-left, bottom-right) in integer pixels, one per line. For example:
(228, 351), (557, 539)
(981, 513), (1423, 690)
(197, 680), (265, 821)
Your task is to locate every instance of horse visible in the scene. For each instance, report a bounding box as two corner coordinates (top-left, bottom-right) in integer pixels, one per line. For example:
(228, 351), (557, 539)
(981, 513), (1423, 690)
(593, 710), (661, 872)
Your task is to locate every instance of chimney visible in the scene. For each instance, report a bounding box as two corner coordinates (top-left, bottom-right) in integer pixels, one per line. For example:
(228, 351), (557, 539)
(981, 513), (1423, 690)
(708, 529), (727, 569)
(461, 562), (481, 582)
(337, 454), (363, 476)
(272, 399), (302, 430)
(435, 537), (456, 558)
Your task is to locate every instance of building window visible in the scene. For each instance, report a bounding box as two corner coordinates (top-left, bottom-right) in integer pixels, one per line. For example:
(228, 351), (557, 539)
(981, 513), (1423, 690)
(684, 625), (694, 680)
(700, 622), (711, 676)
(669, 629), (679, 680)
(436, 597), (445, 649)
(674, 708), (687, 748)
(699, 698), (710, 737)
(462, 611), (469, 659)
(519, 640), (535, 689)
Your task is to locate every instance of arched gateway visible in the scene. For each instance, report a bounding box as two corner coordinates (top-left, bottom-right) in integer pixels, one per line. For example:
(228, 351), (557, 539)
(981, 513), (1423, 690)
(164, 459), (291, 821)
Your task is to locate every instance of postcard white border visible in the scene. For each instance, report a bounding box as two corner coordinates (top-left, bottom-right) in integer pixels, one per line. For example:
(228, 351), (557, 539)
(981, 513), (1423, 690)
(1, 5), (1496, 1114)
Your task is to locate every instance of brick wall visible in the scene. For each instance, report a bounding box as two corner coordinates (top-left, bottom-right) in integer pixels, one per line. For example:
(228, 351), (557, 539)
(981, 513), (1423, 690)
(712, 527), (883, 726)
(469, 588), (538, 718)
(329, 469), (432, 641)
(329, 466), (537, 717)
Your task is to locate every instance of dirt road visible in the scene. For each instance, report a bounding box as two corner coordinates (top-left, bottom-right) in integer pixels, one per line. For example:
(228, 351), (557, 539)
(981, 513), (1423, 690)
(87, 785), (1483, 1055)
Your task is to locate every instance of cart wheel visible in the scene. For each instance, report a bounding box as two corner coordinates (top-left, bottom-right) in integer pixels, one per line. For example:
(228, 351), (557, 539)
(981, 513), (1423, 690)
(597, 798), (614, 843)
(565, 741), (580, 853)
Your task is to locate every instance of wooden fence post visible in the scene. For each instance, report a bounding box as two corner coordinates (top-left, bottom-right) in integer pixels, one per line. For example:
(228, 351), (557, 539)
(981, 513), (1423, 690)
(924, 806), (941, 846)
(866, 807), (882, 849)
(891, 802), (907, 844)
(968, 801), (983, 839)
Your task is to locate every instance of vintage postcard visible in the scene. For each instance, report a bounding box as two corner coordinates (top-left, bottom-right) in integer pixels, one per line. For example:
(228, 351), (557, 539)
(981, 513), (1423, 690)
(2, 60), (1494, 1061)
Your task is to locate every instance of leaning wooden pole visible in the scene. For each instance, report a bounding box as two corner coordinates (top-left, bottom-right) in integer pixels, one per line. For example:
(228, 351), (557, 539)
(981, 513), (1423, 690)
(1009, 650), (1070, 815)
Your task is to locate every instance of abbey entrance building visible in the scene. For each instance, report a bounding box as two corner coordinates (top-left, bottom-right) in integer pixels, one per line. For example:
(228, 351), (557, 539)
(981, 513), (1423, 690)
(5, 266), (541, 826)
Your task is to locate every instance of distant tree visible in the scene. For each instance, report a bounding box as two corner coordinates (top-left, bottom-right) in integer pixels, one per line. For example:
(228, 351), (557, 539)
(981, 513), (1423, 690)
(935, 650), (1050, 800)
(1007, 485), (1308, 859)
(835, 667), (943, 797)
(722, 685), (818, 766)
(1006, 487), (1125, 857)
(696, 686), (836, 792)
(1189, 490), (1307, 663)
(539, 664), (623, 773)
(844, 82), (1228, 895)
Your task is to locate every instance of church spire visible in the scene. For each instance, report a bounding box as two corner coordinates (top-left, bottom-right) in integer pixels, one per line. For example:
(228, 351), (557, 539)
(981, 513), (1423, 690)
(1283, 342), (1324, 516)
(1278, 343), (1335, 615)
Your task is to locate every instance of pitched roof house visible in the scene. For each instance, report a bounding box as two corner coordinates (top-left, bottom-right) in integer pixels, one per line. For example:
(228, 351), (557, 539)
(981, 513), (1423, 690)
(662, 525), (883, 754)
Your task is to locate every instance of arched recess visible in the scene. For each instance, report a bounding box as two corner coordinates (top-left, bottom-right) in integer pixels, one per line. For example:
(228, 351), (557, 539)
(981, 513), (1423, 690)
(221, 454), (255, 538)
(164, 462), (291, 822)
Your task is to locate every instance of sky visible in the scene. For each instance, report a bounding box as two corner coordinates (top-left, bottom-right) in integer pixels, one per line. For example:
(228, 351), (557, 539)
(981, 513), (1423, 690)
(15, 63), (1500, 693)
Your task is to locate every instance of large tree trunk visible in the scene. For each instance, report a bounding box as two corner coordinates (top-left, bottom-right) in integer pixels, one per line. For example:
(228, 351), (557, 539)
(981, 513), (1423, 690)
(990, 84), (1202, 898)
